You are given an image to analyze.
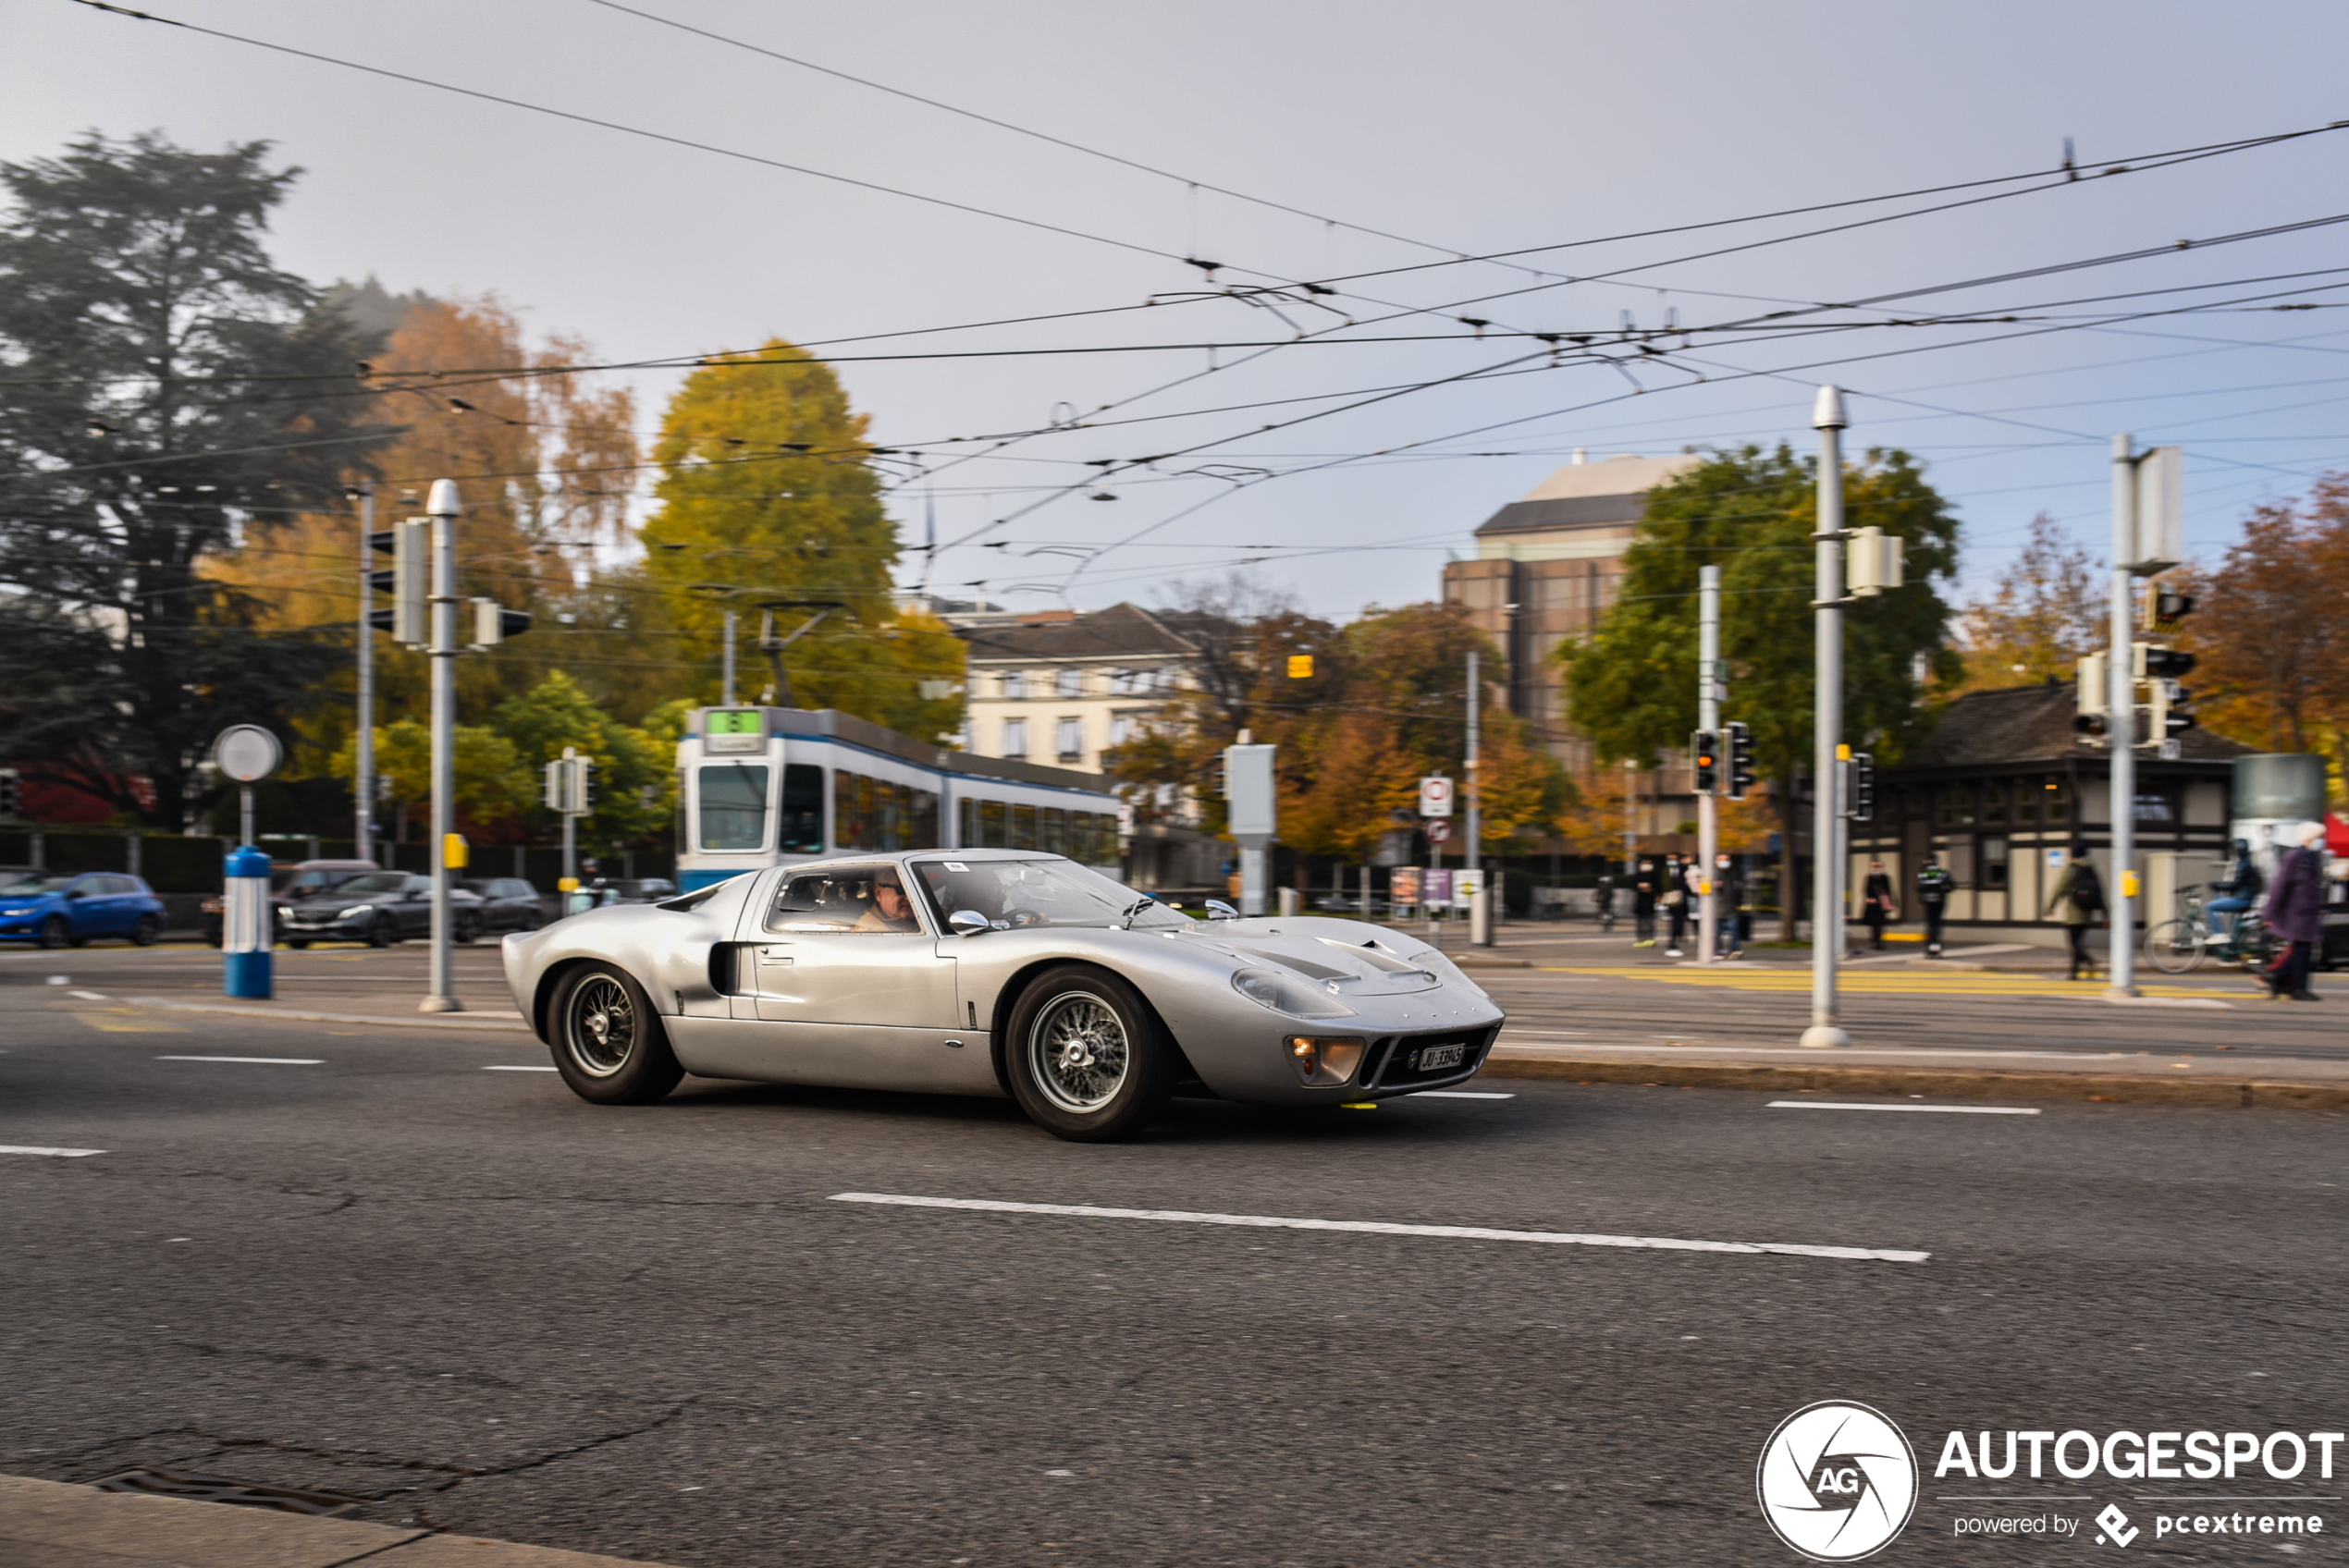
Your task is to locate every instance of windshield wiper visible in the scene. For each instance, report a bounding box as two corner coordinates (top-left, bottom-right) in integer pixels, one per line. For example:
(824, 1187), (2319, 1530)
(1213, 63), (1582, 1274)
(1118, 896), (1156, 930)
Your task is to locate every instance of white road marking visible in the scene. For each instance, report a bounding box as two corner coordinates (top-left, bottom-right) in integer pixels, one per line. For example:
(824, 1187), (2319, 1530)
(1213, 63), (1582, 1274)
(1767, 1101), (2041, 1115)
(1412, 1091), (1515, 1099)
(0, 1145), (106, 1158)
(154, 1056), (324, 1065)
(483, 1064), (559, 1072)
(68, 990), (108, 1001)
(830, 1193), (1929, 1264)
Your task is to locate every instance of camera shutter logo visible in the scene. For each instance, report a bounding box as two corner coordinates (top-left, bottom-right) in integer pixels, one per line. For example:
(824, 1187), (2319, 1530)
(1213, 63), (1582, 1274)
(1756, 1401), (1918, 1562)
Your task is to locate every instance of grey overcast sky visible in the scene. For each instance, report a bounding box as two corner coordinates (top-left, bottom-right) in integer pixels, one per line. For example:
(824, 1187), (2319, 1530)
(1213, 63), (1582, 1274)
(9, 0), (2349, 619)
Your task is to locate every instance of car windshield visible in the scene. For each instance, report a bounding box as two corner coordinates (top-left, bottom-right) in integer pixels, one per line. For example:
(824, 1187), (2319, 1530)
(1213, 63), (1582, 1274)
(0, 875), (73, 896)
(328, 873), (409, 896)
(911, 856), (1189, 930)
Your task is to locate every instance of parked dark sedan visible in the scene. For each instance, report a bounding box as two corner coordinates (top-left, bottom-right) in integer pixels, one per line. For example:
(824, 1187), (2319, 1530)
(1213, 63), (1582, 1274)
(0, 871), (166, 949)
(461, 876), (547, 934)
(203, 858), (377, 945)
(279, 872), (485, 947)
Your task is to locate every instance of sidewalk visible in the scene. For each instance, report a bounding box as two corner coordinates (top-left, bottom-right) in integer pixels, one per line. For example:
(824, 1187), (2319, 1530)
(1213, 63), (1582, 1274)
(124, 994), (532, 1032)
(0, 1473), (674, 1568)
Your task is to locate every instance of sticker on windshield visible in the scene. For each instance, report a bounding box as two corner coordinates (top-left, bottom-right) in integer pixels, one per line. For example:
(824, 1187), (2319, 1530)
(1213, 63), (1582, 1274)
(943, 862), (967, 872)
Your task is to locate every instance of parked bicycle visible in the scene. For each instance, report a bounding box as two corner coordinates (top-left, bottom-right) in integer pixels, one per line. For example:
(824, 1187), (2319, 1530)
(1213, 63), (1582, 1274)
(2141, 883), (2277, 974)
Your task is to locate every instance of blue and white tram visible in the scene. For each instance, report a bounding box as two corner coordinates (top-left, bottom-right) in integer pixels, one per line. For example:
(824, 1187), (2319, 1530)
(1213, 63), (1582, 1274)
(675, 706), (1124, 892)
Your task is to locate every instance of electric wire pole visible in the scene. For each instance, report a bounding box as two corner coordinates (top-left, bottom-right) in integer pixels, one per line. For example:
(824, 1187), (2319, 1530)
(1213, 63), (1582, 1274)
(1696, 563), (1721, 965)
(422, 479), (462, 1014)
(353, 482), (375, 863)
(2106, 435), (2141, 998)
(1802, 386), (1851, 1048)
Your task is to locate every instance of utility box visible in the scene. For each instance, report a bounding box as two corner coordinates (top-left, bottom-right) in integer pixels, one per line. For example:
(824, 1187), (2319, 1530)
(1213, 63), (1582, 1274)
(1224, 744), (1277, 839)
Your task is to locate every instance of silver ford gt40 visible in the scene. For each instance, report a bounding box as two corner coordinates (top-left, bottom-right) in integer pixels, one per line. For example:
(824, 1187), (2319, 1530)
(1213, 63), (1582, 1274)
(501, 849), (1505, 1141)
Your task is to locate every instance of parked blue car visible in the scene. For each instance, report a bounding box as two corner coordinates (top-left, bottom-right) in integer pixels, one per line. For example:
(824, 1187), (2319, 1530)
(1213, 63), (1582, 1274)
(0, 871), (166, 949)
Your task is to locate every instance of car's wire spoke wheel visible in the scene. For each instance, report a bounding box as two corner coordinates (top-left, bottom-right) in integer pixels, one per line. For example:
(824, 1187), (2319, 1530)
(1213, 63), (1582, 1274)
(564, 974), (636, 1077)
(1027, 991), (1131, 1113)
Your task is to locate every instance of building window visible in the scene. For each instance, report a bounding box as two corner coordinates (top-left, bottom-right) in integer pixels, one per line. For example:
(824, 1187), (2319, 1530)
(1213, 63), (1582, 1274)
(2133, 791), (2174, 823)
(1001, 717), (1028, 758)
(2044, 778), (2072, 823)
(1110, 712), (1138, 747)
(1056, 668), (1083, 697)
(1980, 784), (2009, 826)
(1937, 786), (1975, 827)
(1000, 671), (1027, 700)
(1982, 835), (2011, 890)
(1056, 717), (1084, 763)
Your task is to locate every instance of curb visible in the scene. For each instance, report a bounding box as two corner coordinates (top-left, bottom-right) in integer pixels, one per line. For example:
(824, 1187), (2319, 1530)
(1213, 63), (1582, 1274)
(125, 996), (532, 1033)
(1476, 1054), (2349, 1111)
(0, 1473), (672, 1567)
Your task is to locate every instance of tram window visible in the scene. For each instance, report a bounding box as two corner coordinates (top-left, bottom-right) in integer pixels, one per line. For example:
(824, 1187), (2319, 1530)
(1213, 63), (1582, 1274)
(958, 797), (976, 848)
(857, 774), (878, 848)
(1012, 802), (1039, 851)
(1070, 810), (1097, 864)
(912, 789), (940, 850)
(1039, 806), (1067, 855)
(834, 770), (858, 850)
(699, 764), (770, 851)
(979, 799), (1008, 848)
(780, 765), (824, 853)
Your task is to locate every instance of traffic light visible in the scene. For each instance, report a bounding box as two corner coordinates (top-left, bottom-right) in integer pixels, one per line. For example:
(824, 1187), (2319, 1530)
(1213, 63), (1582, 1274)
(391, 517), (428, 644)
(2138, 644), (2196, 680)
(543, 757), (571, 815)
(2146, 587), (2195, 633)
(1690, 729), (1718, 795)
(1286, 653), (1313, 679)
(1724, 722), (1757, 800)
(471, 598), (534, 647)
(0, 767), (19, 819)
(577, 755), (599, 813)
(1848, 752), (1876, 822)
(2073, 651), (2110, 743)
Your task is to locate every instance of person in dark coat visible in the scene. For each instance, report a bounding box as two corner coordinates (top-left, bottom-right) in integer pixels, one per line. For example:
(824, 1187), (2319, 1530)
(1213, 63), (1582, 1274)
(1859, 859), (1899, 950)
(1665, 852), (1693, 956)
(1712, 851), (1745, 958)
(2261, 824), (2327, 1001)
(2044, 844), (2104, 982)
(2207, 838), (2263, 941)
(1631, 856), (1660, 949)
(1915, 853), (1954, 957)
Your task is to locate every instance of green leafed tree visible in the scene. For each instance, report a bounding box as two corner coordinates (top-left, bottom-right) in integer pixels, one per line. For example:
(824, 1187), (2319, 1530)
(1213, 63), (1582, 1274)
(634, 344), (964, 741)
(0, 132), (388, 826)
(1556, 445), (1961, 937)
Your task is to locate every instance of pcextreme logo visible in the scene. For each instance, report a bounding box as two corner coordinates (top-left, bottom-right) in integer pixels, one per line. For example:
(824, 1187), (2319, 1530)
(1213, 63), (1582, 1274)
(1757, 1401), (1921, 1562)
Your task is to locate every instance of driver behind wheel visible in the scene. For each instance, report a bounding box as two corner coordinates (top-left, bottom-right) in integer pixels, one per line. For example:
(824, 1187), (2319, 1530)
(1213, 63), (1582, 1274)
(854, 869), (921, 933)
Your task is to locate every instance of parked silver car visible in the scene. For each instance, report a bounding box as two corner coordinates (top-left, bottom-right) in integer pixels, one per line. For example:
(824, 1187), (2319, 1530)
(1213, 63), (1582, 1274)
(500, 850), (1505, 1140)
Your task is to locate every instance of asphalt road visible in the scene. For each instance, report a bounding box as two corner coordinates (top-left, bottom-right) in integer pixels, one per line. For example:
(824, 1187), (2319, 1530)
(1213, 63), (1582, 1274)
(3, 960), (2343, 1565)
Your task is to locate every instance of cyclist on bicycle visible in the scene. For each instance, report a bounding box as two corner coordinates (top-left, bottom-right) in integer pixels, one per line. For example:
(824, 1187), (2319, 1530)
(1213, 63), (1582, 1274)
(2208, 839), (2262, 940)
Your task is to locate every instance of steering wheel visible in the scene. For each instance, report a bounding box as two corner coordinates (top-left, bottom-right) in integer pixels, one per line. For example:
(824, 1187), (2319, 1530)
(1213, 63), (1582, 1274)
(1006, 908), (1049, 929)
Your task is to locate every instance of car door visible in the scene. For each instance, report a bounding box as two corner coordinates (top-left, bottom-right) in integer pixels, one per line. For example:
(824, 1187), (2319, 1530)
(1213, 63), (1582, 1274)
(63, 876), (105, 939)
(400, 876), (435, 937)
(729, 864), (983, 1093)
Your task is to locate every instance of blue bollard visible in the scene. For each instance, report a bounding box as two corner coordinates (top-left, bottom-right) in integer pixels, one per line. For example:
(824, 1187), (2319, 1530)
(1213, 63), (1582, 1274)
(222, 844), (273, 998)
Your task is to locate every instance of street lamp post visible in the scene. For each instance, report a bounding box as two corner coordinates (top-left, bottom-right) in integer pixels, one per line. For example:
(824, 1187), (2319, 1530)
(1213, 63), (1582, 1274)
(1802, 386), (1851, 1048)
(1696, 563), (1721, 965)
(422, 478), (463, 1014)
(352, 482), (375, 863)
(2107, 435), (2141, 999)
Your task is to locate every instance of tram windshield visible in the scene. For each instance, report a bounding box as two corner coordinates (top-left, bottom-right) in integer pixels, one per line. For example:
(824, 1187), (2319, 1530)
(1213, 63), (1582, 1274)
(697, 764), (769, 851)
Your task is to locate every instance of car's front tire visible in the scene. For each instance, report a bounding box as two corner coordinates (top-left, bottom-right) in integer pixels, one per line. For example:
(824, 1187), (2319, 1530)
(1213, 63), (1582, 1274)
(548, 962), (683, 1106)
(366, 913), (398, 948)
(1004, 965), (1174, 1142)
(36, 915), (68, 950)
(131, 913), (161, 948)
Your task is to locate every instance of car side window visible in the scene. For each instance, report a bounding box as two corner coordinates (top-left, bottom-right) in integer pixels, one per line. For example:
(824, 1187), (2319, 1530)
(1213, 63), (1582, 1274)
(764, 867), (923, 935)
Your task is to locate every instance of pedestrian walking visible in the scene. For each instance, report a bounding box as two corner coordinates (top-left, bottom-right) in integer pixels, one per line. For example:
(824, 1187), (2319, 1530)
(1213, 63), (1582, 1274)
(1593, 875), (1616, 933)
(2043, 844), (2105, 981)
(2260, 823), (2326, 1002)
(1915, 853), (1953, 957)
(1631, 856), (1660, 949)
(1712, 851), (1744, 958)
(1663, 852), (1690, 956)
(1860, 858), (1899, 951)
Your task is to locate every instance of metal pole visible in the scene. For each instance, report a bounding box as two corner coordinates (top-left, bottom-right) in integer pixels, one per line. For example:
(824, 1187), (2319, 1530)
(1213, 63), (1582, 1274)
(1802, 386), (1851, 1047)
(422, 478), (462, 1013)
(1465, 649), (1481, 873)
(1696, 563), (1721, 964)
(563, 793), (578, 887)
(1623, 759), (1637, 875)
(354, 482), (375, 862)
(240, 784), (254, 848)
(2107, 435), (2140, 998)
(721, 609), (738, 706)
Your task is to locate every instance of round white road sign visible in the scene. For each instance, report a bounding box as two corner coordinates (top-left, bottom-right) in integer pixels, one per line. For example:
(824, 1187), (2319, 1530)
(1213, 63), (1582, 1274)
(212, 725), (284, 784)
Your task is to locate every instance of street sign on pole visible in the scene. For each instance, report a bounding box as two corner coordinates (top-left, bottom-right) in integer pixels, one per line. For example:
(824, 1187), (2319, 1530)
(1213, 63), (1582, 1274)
(1425, 819), (1453, 845)
(212, 724), (282, 850)
(1224, 741), (1277, 916)
(1419, 777), (1454, 818)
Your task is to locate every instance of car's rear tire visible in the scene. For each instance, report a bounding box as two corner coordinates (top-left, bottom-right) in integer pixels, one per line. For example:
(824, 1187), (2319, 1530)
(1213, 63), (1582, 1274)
(1004, 965), (1174, 1142)
(366, 913), (398, 948)
(548, 962), (683, 1105)
(286, 938), (310, 949)
(36, 915), (68, 950)
(131, 913), (161, 948)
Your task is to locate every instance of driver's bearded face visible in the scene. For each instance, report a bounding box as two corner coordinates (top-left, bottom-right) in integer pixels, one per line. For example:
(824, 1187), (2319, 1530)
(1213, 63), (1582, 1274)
(877, 883), (908, 919)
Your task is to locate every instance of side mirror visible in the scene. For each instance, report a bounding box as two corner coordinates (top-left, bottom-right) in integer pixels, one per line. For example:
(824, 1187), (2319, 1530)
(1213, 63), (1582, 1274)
(947, 909), (989, 937)
(1203, 900), (1239, 921)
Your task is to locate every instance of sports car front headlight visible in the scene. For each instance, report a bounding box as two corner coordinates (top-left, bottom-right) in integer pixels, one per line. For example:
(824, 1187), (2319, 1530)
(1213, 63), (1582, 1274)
(338, 903), (374, 919)
(1230, 966), (1357, 1019)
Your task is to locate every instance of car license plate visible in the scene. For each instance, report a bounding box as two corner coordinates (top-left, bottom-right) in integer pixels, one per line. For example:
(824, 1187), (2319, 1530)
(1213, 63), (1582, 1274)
(1416, 1042), (1465, 1072)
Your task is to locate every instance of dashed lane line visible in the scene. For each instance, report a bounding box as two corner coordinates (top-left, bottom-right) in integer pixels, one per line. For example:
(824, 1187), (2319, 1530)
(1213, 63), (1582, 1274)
(830, 1193), (1930, 1264)
(0, 1145), (105, 1158)
(154, 1055), (323, 1065)
(1767, 1101), (2042, 1115)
